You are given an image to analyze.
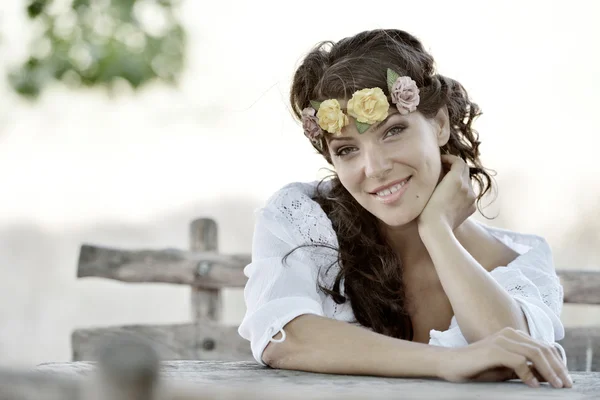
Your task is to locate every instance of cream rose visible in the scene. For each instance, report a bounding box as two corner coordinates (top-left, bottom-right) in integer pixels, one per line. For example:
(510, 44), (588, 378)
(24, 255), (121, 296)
(316, 99), (349, 135)
(390, 76), (420, 115)
(347, 87), (390, 124)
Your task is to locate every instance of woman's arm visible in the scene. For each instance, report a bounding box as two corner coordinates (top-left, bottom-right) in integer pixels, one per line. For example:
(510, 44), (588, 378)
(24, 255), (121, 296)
(263, 313), (449, 378)
(418, 221), (529, 343)
(264, 314), (571, 388)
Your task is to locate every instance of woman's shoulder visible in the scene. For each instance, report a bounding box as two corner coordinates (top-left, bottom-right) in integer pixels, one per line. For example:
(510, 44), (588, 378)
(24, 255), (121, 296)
(261, 180), (333, 217)
(474, 219), (551, 255)
(264, 180), (332, 203)
(472, 219), (554, 273)
(258, 180), (337, 246)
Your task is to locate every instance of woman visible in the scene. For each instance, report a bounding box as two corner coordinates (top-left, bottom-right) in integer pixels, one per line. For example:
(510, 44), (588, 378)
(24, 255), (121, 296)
(238, 29), (571, 388)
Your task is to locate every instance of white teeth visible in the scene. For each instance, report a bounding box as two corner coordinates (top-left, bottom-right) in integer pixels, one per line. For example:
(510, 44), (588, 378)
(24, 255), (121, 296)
(375, 179), (408, 197)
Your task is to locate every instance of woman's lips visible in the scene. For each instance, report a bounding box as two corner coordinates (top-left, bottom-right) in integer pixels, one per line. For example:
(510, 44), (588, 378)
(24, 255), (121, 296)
(371, 176), (412, 204)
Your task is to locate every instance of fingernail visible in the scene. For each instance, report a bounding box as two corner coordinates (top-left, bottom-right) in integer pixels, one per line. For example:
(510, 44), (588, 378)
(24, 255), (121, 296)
(553, 377), (563, 388)
(531, 378), (540, 387)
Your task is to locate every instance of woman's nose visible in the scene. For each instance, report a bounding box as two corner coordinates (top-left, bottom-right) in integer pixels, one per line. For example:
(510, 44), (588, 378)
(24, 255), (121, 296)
(364, 148), (393, 179)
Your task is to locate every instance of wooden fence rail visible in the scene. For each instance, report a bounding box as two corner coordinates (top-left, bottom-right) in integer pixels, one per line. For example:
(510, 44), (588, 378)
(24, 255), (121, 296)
(77, 245), (250, 288)
(77, 243), (600, 305)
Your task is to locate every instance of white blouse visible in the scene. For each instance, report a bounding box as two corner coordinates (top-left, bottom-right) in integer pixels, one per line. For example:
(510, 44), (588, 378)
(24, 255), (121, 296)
(238, 181), (566, 367)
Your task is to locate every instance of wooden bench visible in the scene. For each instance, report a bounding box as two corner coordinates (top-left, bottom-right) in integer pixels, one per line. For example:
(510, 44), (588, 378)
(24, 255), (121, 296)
(72, 218), (600, 371)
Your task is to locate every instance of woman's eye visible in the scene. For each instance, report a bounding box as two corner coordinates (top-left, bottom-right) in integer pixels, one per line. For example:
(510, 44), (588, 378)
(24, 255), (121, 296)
(334, 126), (404, 157)
(335, 147), (356, 157)
(384, 126), (405, 138)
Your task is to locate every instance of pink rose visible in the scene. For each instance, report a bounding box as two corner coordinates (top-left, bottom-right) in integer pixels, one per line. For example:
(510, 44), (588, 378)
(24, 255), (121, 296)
(390, 76), (420, 115)
(301, 107), (323, 140)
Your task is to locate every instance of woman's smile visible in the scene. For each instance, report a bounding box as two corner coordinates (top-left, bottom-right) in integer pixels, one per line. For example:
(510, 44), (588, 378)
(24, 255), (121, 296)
(370, 176), (412, 204)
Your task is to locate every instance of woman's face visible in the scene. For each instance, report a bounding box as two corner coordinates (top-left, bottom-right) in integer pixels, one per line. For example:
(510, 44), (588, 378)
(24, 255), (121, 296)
(328, 105), (450, 227)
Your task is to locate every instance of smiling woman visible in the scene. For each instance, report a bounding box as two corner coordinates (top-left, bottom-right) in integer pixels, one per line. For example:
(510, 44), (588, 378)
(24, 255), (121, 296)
(238, 29), (571, 388)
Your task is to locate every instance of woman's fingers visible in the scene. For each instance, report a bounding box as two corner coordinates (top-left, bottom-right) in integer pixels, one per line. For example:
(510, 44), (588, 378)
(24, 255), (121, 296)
(471, 367), (514, 382)
(552, 346), (563, 363)
(507, 366), (545, 383)
(494, 347), (540, 388)
(495, 336), (570, 388)
(527, 365), (546, 383)
(510, 331), (572, 388)
(459, 328), (572, 388)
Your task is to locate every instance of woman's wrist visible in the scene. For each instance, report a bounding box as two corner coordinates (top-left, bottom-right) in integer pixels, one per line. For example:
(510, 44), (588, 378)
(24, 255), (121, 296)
(430, 346), (462, 381)
(404, 344), (456, 380)
(417, 218), (453, 244)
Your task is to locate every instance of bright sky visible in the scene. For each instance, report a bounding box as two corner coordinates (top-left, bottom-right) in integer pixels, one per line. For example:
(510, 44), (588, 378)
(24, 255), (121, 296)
(1, 0), (599, 239)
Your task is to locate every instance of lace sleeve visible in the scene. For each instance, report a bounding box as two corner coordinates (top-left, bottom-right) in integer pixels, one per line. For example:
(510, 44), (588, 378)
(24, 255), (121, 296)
(237, 183), (338, 365)
(267, 183), (339, 251)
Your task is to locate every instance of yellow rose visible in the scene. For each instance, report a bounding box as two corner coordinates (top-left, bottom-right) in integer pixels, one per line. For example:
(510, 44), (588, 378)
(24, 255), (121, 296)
(316, 99), (349, 135)
(347, 87), (390, 124)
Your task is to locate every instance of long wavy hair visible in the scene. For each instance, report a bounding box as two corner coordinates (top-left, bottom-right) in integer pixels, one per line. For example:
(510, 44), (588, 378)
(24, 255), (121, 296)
(288, 29), (495, 340)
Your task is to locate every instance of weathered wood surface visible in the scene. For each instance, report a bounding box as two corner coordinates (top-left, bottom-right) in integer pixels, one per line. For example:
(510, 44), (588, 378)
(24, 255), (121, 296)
(31, 361), (600, 399)
(558, 270), (600, 304)
(0, 368), (81, 400)
(77, 244), (249, 289)
(72, 323), (253, 362)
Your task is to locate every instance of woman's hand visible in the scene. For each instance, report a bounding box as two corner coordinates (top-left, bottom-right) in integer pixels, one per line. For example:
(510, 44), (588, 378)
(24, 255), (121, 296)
(439, 327), (572, 388)
(417, 154), (476, 232)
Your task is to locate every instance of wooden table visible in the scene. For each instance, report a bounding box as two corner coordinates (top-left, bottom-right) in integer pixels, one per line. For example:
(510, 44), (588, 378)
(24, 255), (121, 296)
(24, 361), (600, 399)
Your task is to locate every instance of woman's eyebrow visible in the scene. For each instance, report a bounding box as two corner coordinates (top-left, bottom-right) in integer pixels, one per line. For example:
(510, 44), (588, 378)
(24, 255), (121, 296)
(329, 112), (402, 143)
(329, 136), (354, 142)
(371, 111), (399, 131)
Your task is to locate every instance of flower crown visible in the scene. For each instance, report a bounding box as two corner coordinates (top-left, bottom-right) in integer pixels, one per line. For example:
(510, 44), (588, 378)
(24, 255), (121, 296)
(302, 68), (420, 150)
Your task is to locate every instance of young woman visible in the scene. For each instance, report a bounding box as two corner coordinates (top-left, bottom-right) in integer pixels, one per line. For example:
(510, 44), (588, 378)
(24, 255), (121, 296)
(238, 29), (571, 389)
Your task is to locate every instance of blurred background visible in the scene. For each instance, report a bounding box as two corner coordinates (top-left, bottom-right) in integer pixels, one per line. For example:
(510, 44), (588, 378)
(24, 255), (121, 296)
(0, 0), (598, 367)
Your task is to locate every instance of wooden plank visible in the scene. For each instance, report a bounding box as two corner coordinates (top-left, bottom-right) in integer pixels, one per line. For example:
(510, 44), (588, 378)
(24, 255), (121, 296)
(189, 218), (222, 322)
(0, 368), (81, 400)
(77, 245), (598, 306)
(77, 244), (249, 289)
(34, 361), (600, 399)
(557, 270), (600, 305)
(560, 327), (600, 372)
(71, 323), (253, 362)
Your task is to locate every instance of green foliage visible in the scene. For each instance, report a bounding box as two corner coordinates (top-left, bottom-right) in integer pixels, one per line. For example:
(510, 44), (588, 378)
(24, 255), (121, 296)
(9, 0), (186, 98)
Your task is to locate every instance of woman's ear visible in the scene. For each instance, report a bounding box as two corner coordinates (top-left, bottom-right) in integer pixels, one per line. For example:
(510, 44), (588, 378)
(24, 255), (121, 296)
(433, 106), (450, 146)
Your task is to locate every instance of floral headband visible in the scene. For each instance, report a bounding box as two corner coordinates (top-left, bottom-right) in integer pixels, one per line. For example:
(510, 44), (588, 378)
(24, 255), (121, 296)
(302, 68), (420, 150)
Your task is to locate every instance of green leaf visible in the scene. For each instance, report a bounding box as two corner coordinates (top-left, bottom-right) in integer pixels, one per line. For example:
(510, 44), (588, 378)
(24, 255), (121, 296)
(27, 1), (47, 19)
(12, 0), (186, 99)
(310, 100), (321, 111)
(355, 121), (371, 134)
(387, 68), (400, 92)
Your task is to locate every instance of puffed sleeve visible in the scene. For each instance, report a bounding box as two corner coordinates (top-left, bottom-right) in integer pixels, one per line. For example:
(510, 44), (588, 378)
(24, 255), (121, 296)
(237, 184), (337, 366)
(429, 227), (567, 365)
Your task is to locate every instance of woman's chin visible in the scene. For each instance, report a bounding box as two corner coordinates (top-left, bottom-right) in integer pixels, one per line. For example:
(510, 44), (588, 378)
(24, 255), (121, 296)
(358, 193), (423, 227)
(380, 216), (416, 228)
(371, 207), (420, 228)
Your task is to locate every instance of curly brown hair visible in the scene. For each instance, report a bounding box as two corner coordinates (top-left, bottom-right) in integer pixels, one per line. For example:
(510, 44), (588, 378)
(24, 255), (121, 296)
(287, 29), (496, 340)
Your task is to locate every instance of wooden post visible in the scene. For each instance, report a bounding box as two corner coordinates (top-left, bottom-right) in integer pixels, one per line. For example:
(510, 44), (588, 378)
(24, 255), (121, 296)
(94, 334), (159, 400)
(190, 218), (222, 322)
